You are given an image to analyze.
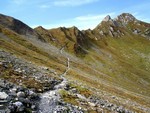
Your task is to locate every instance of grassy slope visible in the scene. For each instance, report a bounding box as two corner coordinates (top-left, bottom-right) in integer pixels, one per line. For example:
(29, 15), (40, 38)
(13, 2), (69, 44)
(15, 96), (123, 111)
(66, 33), (150, 111)
(0, 24), (150, 112)
(0, 27), (67, 74)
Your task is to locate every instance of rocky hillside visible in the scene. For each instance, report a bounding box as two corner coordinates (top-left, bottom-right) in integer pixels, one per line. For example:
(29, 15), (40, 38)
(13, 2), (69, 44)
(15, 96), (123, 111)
(35, 26), (91, 55)
(0, 13), (150, 113)
(92, 13), (150, 39)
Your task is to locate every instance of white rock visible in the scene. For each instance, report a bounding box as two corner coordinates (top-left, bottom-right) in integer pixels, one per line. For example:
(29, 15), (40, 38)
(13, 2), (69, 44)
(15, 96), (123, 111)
(110, 27), (114, 32)
(29, 90), (34, 95)
(109, 31), (114, 37)
(102, 15), (111, 22)
(95, 37), (98, 40)
(88, 102), (96, 107)
(13, 101), (23, 106)
(76, 94), (86, 100)
(15, 68), (22, 73)
(10, 88), (17, 92)
(99, 31), (104, 35)
(17, 92), (25, 98)
(71, 88), (77, 93)
(54, 111), (57, 113)
(0, 92), (8, 99)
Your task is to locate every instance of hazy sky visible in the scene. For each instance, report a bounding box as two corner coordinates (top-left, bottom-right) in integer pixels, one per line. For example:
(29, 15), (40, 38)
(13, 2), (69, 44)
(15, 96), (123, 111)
(0, 0), (150, 30)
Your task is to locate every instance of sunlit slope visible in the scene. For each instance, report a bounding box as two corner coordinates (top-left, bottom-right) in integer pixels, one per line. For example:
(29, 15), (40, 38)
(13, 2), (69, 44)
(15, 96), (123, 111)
(0, 13), (150, 111)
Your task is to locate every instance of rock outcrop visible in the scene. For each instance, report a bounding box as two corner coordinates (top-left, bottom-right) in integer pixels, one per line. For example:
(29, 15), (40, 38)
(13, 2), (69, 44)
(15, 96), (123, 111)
(102, 15), (112, 22)
(115, 13), (137, 25)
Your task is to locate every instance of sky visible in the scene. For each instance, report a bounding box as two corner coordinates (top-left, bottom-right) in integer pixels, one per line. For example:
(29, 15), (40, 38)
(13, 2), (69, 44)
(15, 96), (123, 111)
(0, 0), (150, 30)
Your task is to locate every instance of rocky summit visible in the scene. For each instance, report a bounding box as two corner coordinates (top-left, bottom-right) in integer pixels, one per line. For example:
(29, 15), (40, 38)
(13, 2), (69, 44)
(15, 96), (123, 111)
(102, 15), (112, 22)
(0, 13), (150, 113)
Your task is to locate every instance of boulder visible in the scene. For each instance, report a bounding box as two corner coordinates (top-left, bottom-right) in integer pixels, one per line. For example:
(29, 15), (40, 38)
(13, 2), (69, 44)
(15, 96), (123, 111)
(0, 92), (8, 100)
(10, 88), (17, 93)
(17, 91), (25, 98)
(71, 88), (77, 93)
(88, 102), (96, 107)
(29, 91), (38, 99)
(13, 101), (25, 112)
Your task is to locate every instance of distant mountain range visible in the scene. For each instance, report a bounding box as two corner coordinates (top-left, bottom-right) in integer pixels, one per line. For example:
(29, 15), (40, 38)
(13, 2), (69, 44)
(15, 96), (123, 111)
(0, 13), (150, 113)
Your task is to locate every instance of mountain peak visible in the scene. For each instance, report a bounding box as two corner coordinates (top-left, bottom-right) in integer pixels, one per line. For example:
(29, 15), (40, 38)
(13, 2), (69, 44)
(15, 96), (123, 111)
(115, 13), (136, 24)
(35, 26), (45, 30)
(119, 13), (135, 18)
(102, 15), (112, 22)
(0, 13), (36, 36)
(71, 26), (78, 29)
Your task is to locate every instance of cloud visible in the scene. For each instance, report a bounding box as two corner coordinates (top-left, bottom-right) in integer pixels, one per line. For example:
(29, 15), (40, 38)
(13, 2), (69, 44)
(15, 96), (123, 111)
(134, 14), (150, 23)
(75, 12), (115, 21)
(53, 0), (99, 7)
(74, 12), (116, 29)
(31, 12), (116, 30)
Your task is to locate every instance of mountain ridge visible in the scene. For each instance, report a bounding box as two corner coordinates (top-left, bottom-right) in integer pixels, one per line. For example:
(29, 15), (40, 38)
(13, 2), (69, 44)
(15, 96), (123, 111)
(0, 13), (150, 113)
